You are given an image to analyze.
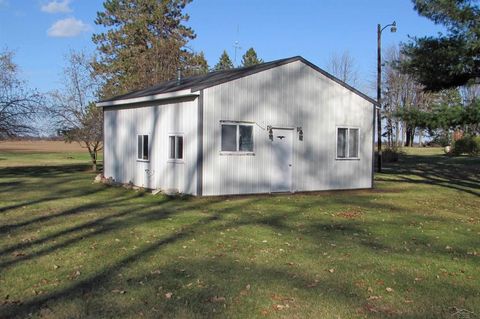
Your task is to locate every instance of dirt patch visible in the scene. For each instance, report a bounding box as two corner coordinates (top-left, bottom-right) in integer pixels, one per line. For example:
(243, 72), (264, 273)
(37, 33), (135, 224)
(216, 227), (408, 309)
(0, 140), (86, 153)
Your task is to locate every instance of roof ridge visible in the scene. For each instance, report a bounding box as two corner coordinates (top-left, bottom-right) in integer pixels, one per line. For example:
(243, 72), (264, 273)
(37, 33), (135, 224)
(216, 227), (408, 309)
(98, 56), (377, 106)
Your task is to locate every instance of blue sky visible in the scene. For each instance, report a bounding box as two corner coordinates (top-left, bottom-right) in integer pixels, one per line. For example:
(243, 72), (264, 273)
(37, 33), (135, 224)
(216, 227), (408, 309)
(0, 0), (444, 95)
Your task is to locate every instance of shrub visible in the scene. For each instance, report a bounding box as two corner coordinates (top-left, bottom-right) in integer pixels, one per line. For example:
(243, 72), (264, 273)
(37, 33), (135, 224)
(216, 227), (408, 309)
(451, 135), (480, 156)
(473, 136), (480, 155)
(383, 146), (404, 162)
(428, 134), (450, 147)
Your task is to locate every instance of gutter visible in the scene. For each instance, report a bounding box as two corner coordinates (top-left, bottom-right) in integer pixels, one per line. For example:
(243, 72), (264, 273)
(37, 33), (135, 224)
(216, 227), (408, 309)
(96, 89), (200, 108)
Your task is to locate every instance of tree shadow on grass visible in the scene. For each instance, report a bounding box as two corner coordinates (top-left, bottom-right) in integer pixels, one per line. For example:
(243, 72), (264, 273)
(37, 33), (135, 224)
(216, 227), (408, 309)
(379, 153), (480, 197)
(2, 231), (476, 319)
(0, 164), (104, 215)
(1, 162), (479, 318)
(0, 163), (95, 178)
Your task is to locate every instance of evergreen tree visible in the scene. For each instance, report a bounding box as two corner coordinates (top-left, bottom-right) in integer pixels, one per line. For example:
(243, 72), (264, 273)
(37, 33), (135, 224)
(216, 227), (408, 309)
(241, 48), (263, 67)
(92, 0), (196, 98)
(214, 50), (234, 71)
(184, 51), (209, 76)
(400, 0), (479, 91)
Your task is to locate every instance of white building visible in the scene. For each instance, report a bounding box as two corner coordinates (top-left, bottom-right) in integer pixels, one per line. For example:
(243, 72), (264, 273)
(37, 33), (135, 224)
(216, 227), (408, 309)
(98, 56), (377, 196)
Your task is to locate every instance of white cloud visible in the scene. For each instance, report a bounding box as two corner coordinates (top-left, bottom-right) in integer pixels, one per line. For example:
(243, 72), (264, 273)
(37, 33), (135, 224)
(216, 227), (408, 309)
(41, 0), (72, 14)
(47, 17), (91, 37)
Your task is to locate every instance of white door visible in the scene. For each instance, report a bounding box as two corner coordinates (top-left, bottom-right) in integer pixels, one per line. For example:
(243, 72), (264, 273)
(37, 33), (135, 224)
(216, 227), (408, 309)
(271, 128), (293, 192)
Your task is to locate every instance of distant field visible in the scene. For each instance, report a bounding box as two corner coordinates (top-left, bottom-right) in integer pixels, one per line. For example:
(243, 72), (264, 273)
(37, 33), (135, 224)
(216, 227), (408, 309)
(0, 140), (86, 153)
(0, 140), (101, 167)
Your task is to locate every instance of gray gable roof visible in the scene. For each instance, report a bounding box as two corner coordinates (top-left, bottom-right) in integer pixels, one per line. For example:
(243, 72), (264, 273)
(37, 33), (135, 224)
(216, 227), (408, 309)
(99, 56), (377, 105)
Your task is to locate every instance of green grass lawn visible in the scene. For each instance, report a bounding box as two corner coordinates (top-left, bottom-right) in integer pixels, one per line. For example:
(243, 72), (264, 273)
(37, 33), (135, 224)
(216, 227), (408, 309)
(0, 148), (479, 318)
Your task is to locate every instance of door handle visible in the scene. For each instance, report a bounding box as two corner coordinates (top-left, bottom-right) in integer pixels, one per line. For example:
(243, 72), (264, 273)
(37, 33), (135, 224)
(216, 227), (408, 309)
(288, 164), (292, 167)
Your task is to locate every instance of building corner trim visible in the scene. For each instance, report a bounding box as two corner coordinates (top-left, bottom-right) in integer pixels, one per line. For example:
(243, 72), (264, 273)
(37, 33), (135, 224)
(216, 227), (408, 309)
(196, 90), (204, 196)
(371, 102), (376, 188)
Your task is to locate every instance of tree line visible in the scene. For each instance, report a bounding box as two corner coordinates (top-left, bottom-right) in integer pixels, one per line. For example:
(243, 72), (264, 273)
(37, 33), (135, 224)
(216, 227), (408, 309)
(0, 0), (479, 171)
(380, 0), (479, 149)
(0, 0), (265, 171)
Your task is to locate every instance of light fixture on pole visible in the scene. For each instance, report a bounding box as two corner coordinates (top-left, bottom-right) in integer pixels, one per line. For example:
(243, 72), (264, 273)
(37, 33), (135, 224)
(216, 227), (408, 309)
(377, 21), (396, 173)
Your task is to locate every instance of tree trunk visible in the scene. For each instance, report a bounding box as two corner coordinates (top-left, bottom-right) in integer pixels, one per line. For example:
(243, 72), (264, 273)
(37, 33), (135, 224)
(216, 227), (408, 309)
(405, 127), (412, 147)
(90, 150), (97, 172)
(387, 118), (393, 148)
(419, 129), (423, 146)
(395, 120), (400, 148)
(401, 122), (405, 146)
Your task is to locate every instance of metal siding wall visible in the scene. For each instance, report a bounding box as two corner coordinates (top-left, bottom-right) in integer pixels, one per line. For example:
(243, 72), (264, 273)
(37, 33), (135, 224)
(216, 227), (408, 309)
(103, 98), (198, 195)
(202, 60), (373, 196)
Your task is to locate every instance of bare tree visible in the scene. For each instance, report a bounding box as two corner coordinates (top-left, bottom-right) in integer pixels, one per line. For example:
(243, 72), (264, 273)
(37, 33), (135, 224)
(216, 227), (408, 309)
(326, 51), (359, 87)
(0, 49), (43, 139)
(382, 46), (430, 147)
(460, 84), (480, 104)
(47, 50), (103, 171)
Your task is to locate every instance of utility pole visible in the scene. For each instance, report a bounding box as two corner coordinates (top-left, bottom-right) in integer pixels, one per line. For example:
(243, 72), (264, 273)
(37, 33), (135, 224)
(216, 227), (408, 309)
(376, 21), (396, 173)
(233, 25), (241, 66)
(233, 40), (241, 66)
(377, 24), (382, 173)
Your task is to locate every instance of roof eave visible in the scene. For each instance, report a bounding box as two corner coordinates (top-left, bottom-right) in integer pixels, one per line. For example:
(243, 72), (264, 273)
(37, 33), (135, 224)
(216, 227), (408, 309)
(96, 89), (199, 108)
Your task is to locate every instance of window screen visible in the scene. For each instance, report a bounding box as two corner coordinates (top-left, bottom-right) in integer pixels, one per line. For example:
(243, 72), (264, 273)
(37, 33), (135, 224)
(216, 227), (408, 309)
(349, 128), (359, 158)
(169, 135), (184, 160)
(137, 135), (149, 160)
(221, 124), (237, 152)
(221, 123), (255, 152)
(337, 128), (347, 158)
(137, 135), (142, 159)
(142, 135), (148, 160)
(169, 136), (176, 159)
(239, 125), (253, 152)
(176, 136), (183, 159)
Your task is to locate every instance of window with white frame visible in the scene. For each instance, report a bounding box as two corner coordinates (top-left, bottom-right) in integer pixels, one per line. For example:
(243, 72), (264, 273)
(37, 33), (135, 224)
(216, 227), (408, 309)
(337, 127), (359, 159)
(137, 135), (149, 160)
(221, 122), (254, 153)
(169, 135), (183, 160)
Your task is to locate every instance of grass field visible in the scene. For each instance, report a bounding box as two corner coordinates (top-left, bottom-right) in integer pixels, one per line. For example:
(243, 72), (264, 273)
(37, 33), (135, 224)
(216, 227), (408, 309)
(0, 143), (479, 318)
(0, 141), (96, 167)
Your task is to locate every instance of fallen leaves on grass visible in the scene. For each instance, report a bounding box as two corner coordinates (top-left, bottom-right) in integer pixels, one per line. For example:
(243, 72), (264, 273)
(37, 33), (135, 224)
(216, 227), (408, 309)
(336, 209), (363, 219)
(68, 270), (81, 280)
(367, 295), (382, 301)
(239, 284), (251, 296)
(165, 292), (173, 299)
(307, 279), (319, 288)
(209, 296), (226, 303)
(386, 287), (394, 293)
(11, 251), (25, 257)
(111, 289), (126, 294)
(360, 303), (399, 316)
(273, 304), (289, 311)
(270, 294), (295, 311)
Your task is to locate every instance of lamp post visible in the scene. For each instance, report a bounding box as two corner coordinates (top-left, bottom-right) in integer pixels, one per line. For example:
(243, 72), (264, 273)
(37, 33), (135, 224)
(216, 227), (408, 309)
(377, 21), (396, 173)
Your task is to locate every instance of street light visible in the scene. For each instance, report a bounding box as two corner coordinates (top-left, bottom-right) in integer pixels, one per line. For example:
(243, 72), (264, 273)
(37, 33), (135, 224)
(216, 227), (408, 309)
(376, 21), (396, 173)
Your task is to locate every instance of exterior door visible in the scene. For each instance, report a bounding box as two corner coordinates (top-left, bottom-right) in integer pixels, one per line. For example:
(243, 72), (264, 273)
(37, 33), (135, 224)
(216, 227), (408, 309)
(271, 128), (293, 192)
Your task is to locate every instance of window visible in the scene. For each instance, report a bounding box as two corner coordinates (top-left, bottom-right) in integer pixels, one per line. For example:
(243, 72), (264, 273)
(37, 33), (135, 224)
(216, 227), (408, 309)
(137, 135), (149, 160)
(220, 122), (254, 153)
(337, 128), (359, 159)
(169, 135), (183, 160)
